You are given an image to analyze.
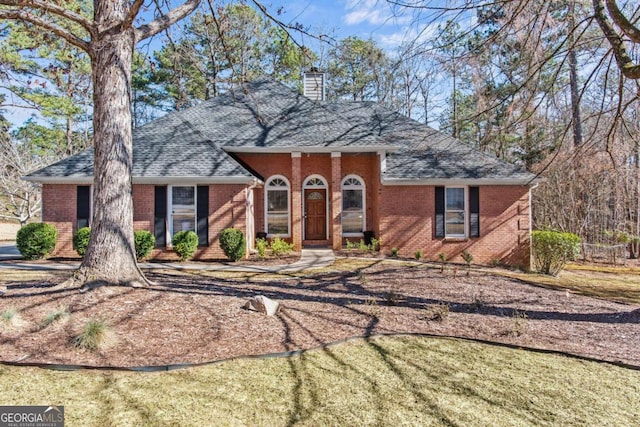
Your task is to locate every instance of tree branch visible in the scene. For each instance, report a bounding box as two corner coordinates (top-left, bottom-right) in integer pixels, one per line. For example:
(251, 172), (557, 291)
(135, 0), (201, 43)
(0, 8), (90, 53)
(0, 0), (95, 35)
(605, 0), (640, 43)
(592, 0), (640, 79)
(121, 0), (146, 33)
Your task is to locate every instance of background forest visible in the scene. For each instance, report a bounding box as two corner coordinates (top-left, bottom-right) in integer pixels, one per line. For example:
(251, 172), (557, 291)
(1, 0), (638, 252)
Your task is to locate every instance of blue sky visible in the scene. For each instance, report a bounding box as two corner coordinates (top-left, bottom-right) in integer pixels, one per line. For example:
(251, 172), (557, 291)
(265, 0), (415, 50)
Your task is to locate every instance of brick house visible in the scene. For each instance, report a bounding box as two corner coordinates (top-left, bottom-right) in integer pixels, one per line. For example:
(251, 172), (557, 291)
(25, 75), (536, 267)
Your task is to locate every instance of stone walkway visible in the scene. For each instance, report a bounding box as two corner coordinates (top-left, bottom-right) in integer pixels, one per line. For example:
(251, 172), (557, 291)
(0, 245), (335, 273)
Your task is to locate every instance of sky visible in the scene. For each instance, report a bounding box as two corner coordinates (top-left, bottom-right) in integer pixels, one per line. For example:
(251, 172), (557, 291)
(4, 0), (429, 128)
(267, 0), (415, 49)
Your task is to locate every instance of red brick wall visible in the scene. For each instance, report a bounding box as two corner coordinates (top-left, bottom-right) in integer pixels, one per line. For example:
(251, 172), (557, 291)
(42, 184), (77, 257)
(43, 183), (248, 260)
(41, 174), (531, 268)
(379, 185), (531, 268)
(236, 152), (380, 247)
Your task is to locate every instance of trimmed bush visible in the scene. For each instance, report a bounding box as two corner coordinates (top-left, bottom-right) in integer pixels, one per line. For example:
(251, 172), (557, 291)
(73, 227), (91, 257)
(532, 230), (581, 275)
(172, 230), (198, 261)
(270, 237), (294, 257)
(134, 230), (155, 261)
(16, 222), (58, 260)
(219, 228), (246, 262)
(256, 237), (268, 259)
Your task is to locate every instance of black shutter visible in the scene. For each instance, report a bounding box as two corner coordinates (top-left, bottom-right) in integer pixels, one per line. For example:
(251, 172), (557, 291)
(154, 186), (167, 247)
(197, 185), (209, 247)
(76, 186), (91, 229)
(469, 186), (480, 238)
(435, 186), (445, 238)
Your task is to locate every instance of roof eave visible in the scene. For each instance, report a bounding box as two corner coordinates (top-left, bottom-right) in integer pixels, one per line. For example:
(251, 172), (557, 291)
(23, 176), (260, 185)
(221, 145), (400, 154)
(382, 177), (540, 186)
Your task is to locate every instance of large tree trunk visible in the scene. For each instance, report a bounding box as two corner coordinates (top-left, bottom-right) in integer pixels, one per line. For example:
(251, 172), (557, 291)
(74, 1), (146, 286)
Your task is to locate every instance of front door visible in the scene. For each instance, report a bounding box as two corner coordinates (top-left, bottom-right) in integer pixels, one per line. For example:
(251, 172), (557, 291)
(305, 189), (326, 240)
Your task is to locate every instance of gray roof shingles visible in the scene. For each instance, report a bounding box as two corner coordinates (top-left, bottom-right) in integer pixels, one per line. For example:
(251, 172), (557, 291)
(27, 78), (534, 183)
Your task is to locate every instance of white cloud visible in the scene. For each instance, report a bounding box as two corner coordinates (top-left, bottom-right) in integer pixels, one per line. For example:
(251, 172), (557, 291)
(343, 0), (410, 26)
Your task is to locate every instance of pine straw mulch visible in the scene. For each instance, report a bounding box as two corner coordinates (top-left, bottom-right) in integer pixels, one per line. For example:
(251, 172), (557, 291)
(0, 261), (639, 368)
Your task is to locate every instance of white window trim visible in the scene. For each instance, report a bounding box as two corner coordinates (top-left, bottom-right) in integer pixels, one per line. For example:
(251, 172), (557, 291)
(302, 174), (329, 240)
(264, 175), (291, 238)
(444, 186), (469, 238)
(341, 174), (366, 237)
(167, 185), (198, 245)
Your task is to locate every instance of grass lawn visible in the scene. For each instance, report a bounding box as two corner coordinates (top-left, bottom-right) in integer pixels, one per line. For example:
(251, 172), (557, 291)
(493, 262), (640, 304)
(1, 335), (638, 426)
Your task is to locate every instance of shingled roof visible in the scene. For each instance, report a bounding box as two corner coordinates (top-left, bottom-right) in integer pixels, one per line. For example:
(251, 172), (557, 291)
(26, 78), (534, 185)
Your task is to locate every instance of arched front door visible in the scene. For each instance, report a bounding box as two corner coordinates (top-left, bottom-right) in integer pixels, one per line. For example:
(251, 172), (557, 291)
(303, 176), (327, 240)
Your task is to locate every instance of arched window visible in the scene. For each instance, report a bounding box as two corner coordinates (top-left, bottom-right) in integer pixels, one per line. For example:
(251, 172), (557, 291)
(342, 175), (365, 235)
(265, 176), (290, 237)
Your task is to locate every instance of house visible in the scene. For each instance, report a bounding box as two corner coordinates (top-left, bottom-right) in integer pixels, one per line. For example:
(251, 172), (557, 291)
(25, 74), (536, 267)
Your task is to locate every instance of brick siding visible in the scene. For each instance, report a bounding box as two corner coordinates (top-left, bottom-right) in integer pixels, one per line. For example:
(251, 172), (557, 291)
(41, 163), (531, 268)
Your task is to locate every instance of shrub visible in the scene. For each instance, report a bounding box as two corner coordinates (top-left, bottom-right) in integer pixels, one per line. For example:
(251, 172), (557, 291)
(438, 252), (447, 273)
(414, 250), (422, 260)
(461, 250), (473, 276)
(16, 222), (58, 260)
(532, 230), (581, 275)
(73, 319), (110, 351)
(219, 228), (246, 261)
(73, 227), (91, 257)
(172, 230), (198, 261)
(345, 239), (357, 250)
(134, 230), (155, 261)
(256, 237), (268, 259)
(270, 237), (294, 257)
(358, 239), (369, 251)
(369, 237), (380, 251)
(390, 247), (399, 257)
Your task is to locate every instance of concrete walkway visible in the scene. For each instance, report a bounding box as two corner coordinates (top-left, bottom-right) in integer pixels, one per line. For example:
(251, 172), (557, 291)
(0, 247), (336, 273)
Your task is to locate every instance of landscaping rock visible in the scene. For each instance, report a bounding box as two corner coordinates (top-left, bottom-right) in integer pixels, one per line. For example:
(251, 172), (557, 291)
(244, 295), (280, 316)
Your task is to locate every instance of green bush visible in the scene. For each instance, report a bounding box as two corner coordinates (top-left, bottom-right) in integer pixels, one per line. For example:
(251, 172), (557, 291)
(270, 237), (294, 257)
(134, 230), (155, 261)
(256, 238), (268, 259)
(16, 223), (58, 260)
(390, 247), (399, 257)
(172, 230), (198, 261)
(73, 227), (91, 257)
(532, 230), (581, 275)
(219, 228), (246, 261)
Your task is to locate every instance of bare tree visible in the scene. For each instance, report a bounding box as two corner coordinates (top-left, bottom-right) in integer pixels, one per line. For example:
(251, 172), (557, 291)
(0, 133), (45, 225)
(0, 0), (201, 286)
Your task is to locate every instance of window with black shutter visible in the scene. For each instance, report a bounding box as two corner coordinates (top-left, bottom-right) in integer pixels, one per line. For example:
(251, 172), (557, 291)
(469, 186), (480, 238)
(76, 186), (91, 229)
(197, 185), (209, 246)
(154, 186), (167, 247)
(435, 186), (445, 238)
(434, 186), (480, 239)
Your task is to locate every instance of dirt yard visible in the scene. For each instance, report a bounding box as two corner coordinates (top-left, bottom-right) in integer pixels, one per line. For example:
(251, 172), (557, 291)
(1, 261), (638, 368)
